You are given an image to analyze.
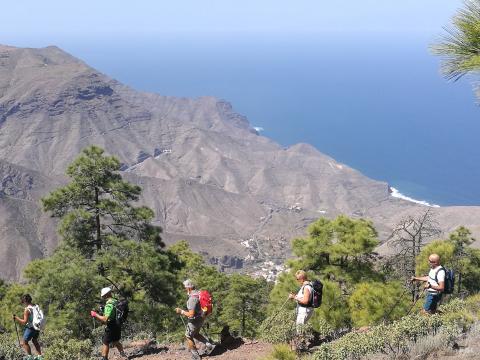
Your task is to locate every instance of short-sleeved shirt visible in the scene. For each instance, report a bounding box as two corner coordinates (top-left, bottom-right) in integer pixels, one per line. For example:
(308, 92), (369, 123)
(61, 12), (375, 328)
(186, 290), (202, 322)
(104, 298), (117, 321)
(428, 266), (445, 294)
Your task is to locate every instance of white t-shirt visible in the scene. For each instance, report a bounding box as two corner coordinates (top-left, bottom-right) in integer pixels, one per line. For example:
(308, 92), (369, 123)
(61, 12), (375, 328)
(428, 266), (445, 294)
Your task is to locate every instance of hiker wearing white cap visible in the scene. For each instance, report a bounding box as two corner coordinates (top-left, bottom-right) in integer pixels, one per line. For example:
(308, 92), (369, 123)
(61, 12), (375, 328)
(91, 287), (128, 360)
(175, 279), (214, 360)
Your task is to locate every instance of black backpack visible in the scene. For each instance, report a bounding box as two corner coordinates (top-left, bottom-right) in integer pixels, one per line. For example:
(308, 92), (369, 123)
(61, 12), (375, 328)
(114, 299), (129, 326)
(308, 280), (323, 308)
(435, 267), (455, 295)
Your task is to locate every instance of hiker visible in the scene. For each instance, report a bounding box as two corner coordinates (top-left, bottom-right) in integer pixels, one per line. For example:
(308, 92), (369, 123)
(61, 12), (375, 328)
(411, 253), (445, 314)
(175, 279), (214, 360)
(91, 287), (128, 360)
(289, 270), (314, 329)
(13, 294), (42, 359)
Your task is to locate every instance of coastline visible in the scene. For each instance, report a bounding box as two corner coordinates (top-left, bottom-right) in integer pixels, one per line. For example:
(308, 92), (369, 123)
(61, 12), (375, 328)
(389, 186), (440, 208)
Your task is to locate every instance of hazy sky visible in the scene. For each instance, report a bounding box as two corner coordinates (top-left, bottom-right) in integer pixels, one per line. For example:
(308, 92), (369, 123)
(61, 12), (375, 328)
(3, 1), (464, 46)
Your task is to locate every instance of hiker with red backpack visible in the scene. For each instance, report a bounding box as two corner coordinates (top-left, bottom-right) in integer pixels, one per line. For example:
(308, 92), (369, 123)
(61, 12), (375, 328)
(175, 279), (214, 360)
(90, 287), (128, 360)
(411, 253), (454, 314)
(13, 294), (43, 359)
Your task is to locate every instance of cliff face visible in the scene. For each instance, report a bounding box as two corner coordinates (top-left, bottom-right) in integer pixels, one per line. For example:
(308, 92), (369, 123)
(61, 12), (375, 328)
(1, 44), (480, 280)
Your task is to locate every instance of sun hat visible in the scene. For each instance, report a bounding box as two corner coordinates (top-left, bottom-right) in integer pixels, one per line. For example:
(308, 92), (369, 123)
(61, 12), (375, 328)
(101, 287), (112, 297)
(183, 279), (195, 289)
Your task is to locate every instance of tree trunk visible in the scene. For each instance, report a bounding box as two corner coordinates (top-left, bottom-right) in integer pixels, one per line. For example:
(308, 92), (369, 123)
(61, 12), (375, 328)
(457, 272), (462, 295)
(241, 298), (246, 337)
(95, 187), (101, 250)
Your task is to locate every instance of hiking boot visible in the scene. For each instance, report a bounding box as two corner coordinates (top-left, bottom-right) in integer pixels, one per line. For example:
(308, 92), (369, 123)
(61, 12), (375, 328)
(204, 343), (215, 355)
(119, 351), (129, 359)
(190, 350), (201, 360)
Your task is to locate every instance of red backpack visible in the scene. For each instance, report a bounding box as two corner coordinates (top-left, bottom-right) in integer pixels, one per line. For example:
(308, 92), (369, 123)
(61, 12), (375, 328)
(198, 290), (213, 316)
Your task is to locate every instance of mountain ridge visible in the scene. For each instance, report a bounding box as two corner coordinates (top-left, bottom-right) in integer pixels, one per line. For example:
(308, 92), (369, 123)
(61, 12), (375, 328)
(1, 44), (480, 280)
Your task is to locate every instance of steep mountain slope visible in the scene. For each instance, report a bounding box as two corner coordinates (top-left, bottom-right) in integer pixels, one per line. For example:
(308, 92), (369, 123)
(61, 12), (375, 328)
(1, 44), (480, 280)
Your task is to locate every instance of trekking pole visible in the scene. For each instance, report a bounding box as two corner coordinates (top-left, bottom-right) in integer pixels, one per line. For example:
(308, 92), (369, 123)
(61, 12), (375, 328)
(259, 296), (291, 332)
(12, 316), (20, 347)
(179, 314), (187, 330)
(380, 285), (411, 324)
(406, 289), (426, 316)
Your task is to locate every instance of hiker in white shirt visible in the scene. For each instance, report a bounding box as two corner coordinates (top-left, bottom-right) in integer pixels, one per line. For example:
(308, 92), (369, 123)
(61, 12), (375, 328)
(411, 253), (445, 314)
(289, 270), (314, 329)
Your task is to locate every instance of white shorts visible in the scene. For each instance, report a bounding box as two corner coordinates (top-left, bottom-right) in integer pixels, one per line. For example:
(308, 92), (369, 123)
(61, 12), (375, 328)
(296, 306), (314, 326)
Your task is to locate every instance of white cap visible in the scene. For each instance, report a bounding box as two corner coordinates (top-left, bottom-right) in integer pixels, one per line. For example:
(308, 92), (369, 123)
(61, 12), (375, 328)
(101, 287), (112, 297)
(183, 279), (195, 289)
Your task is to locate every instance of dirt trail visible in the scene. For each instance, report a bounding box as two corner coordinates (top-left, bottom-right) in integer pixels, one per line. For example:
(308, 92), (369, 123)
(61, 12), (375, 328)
(110, 339), (273, 360)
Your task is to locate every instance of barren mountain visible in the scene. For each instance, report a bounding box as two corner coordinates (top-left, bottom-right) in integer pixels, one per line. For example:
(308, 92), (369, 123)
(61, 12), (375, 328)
(1, 44), (480, 280)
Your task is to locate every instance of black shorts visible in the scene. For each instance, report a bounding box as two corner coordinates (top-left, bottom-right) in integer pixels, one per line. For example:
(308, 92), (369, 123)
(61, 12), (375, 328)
(103, 324), (121, 345)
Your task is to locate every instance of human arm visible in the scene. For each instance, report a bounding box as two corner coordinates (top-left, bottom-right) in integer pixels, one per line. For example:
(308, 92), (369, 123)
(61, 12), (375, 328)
(424, 281), (445, 291)
(295, 287), (311, 305)
(91, 301), (113, 323)
(411, 276), (429, 282)
(91, 311), (108, 323)
(13, 308), (30, 325)
(175, 307), (195, 317)
(426, 269), (445, 291)
(175, 295), (197, 317)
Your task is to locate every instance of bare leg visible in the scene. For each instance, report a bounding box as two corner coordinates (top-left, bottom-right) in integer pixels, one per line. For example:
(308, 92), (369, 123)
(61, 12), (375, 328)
(22, 340), (32, 355)
(193, 333), (208, 345)
(113, 341), (124, 352)
(32, 338), (42, 355)
(101, 343), (110, 359)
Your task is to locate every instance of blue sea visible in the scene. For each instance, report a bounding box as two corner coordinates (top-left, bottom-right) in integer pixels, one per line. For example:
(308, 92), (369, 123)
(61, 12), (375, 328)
(61, 32), (480, 206)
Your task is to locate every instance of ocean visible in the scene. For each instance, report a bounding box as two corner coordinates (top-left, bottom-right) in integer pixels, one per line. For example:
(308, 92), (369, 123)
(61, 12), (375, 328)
(62, 32), (480, 206)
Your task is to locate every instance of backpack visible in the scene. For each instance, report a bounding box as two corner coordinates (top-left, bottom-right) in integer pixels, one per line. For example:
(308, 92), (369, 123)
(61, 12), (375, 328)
(114, 299), (129, 326)
(309, 280), (323, 308)
(435, 267), (455, 295)
(28, 305), (46, 331)
(198, 290), (213, 317)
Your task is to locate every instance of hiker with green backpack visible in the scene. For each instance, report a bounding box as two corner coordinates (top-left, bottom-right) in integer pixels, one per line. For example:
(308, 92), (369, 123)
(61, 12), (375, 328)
(411, 253), (454, 314)
(91, 287), (128, 360)
(13, 294), (44, 360)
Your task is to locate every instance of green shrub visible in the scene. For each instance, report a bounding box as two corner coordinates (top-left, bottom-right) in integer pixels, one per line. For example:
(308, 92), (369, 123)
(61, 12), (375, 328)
(312, 296), (479, 360)
(261, 344), (296, 360)
(0, 333), (23, 360)
(41, 329), (94, 360)
(259, 310), (297, 344)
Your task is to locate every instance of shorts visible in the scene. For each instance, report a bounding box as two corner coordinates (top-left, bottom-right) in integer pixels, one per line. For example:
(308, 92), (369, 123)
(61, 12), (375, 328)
(185, 318), (204, 339)
(423, 292), (442, 313)
(296, 306), (314, 326)
(23, 327), (40, 342)
(103, 324), (121, 345)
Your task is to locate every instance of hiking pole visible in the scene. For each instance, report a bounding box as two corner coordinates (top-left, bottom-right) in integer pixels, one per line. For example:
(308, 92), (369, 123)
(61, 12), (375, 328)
(380, 285), (411, 324)
(179, 313), (187, 330)
(259, 296), (291, 332)
(12, 315), (20, 347)
(406, 289), (426, 316)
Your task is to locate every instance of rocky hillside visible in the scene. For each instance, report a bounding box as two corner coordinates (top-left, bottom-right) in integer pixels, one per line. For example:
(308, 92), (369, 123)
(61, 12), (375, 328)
(1, 44), (480, 280)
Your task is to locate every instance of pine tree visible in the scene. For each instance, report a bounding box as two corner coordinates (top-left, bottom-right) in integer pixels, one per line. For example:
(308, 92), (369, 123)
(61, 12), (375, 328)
(42, 145), (162, 257)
